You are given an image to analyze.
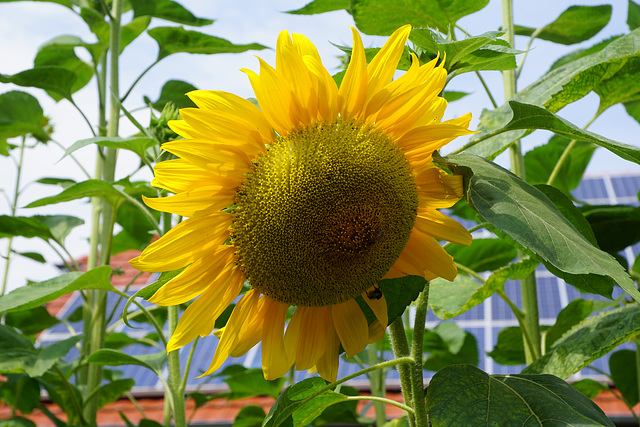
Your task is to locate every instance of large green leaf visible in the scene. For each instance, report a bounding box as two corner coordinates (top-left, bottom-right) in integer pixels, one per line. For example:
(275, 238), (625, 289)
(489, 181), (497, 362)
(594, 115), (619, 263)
(148, 27), (267, 61)
(287, 0), (349, 14)
(0, 0), (72, 7)
(409, 30), (518, 76)
(263, 377), (351, 427)
(609, 350), (639, 407)
(423, 323), (478, 371)
(34, 38), (94, 101)
(441, 153), (638, 301)
(3, 306), (60, 335)
(0, 215), (52, 240)
(0, 266), (113, 313)
(544, 299), (614, 351)
(501, 102), (640, 165)
(32, 215), (84, 246)
(629, 0), (640, 30)
(425, 365), (614, 426)
(378, 275), (426, 325)
(25, 179), (127, 209)
(130, 0), (213, 27)
(0, 91), (49, 143)
(446, 238), (517, 272)
(524, 135), (596, 195)
(581, 205), (640, 253)
(515, 5), (611, 45)
(351, 0), (489, 35)
(594, 56), (640, 114)
(0, 67), (76, 102)
(468, 28), (640, 158)
(64, 136), (157, 162)
(487, 326), (525, 365)
(523, 304), (640, 378)
(96, 379), (136, 410)
(147, 79), (197, 111)
(429, 258), (538, 319)
(233, 405), (266, 427)
(217, 366), (285, 400)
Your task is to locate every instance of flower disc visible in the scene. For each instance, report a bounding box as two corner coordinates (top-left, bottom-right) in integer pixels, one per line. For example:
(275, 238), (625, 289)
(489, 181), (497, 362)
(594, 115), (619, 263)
(232, 120), (418, 307)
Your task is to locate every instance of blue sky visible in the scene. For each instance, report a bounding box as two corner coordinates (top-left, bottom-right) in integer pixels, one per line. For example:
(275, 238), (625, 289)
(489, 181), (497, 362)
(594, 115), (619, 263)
(0, 0), (638, 290)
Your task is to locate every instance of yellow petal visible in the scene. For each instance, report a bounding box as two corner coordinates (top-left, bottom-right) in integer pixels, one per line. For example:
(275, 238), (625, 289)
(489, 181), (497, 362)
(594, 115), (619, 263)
(415, 210), (472, 246)
(331, 299), (368, 358)
(365, 25), (412, 103)
(415, 166), (464, 209)
(167, 267), (244, 352)
(367, 319), (385, 344)
(229, 296), (269, 357)
(162, 140), (252, 177)
(362, 288), (388, 332)
(142, 186), (234, 218)
(149, 245), (236, 306)
(285, 306), (329, 371)
(261, 297), (292, 380)
(315, 317), (340, 383)
(152, 159), (242, 194)
(130, 213), (232, 272)
(199, 289), (260, 377)
(402, 226), (458, 281)
(186, 90), (274, 144)
(338, 27), (368, 120)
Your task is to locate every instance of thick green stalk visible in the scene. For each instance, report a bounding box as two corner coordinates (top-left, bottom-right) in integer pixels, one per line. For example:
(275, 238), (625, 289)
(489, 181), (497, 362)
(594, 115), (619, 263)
(388, 318), (416, 427)
(410, 286), (430, 427)
(163, 208), (186, 427)
(83, 0), (123, 422)
(1, 136), (26, 296)
(502, 0), (541, 364)
(367, 343), (387, 426)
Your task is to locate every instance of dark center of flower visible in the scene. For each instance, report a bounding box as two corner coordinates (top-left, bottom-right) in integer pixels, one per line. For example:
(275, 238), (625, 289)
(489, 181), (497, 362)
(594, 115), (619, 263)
(231, 120), (418, 307)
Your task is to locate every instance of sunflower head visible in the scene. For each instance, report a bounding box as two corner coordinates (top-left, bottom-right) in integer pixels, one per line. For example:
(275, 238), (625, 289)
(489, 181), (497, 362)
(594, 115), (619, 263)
(131, 24), (474, 382)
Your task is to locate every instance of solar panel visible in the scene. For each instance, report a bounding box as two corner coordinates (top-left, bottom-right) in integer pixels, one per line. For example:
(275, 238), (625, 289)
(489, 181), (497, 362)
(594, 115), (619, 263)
(36, 172), (640, 393)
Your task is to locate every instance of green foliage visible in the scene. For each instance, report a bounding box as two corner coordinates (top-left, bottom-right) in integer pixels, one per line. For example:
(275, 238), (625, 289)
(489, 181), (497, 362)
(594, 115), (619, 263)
(130, 0), (213, 27)
(426, 365), (614, 426)
(377, 275), (426, 325)
(571, 378), (608, 400)
(609, 349), (639, 407)
(0, 91), (49, 143)
(351, 0), (489, 35)
(447, 238), (517, 272)
(148, 27), (267, 61)
(4, 306), (60, 335)
(287, 0), (349, 15)
(581, 205), (640, 253)
(443, 152), (638, 301)
(216, 365), (286, 400)
(233, 405), (267, 427)
(514, 5), (611, 45)
(423, 322), (479, 371)
(410, 30), (519, 76)
(524, 305), (640, 378)
(146, 80), (198, 111)
(0, 67), (77, 102)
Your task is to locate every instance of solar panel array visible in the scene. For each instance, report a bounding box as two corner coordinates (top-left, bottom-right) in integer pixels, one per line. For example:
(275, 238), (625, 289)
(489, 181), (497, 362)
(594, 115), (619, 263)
(37, 173), (640, 394)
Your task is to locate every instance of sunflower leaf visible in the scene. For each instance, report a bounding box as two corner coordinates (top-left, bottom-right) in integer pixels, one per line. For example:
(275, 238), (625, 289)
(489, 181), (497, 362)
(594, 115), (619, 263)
(514, 5), (611, 45)
(609, 350), (639, 407)
(25, 179), (127, 209)
(468, 28), (640, 159)
(263, 377), (351, 427)
(0, 91), (49, 143)
(286, 0), (349, 15)
(0, 67), (77, 102)
(426, 365), (614, 426)
(130, 0), (213, 27)
(34, 38), (93, 101)
(63, 136), (157, 162)
(378, 275), (426, 325)
(87, 349), (167, 375)
(441, 153), (638, 302)
(351, 0), (489, 35)
(523, 305), (640, 379)
(0, 267), (114, 314)
(148, 27), (267, 61)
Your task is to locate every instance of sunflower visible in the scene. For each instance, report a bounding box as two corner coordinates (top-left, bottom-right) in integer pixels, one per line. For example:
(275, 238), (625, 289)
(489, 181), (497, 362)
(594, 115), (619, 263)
(130, 24), (473, 382)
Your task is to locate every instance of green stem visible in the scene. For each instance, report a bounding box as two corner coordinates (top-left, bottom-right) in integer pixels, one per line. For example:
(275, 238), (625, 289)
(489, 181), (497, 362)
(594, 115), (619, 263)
(367, 343), (387, 426)
(454, 263), (486, 283)
(121, 60), (161, 103)
(345, 396), (415, 414)
(410, 285), (430, 427)
(546, 114), (599, 186)
(180, 336), (199, 394)
(515, 28), (543, 80)
(49, 139), (92, 179)
(1, 136), (26, 296)
(502, 0), (541, 366)
(635, 340), (640, 420)
(84, 0), (124, 422)
(388, 318), (416, 427)
(168, 305), (186, 427)
(475, 71), (498, 109)
(447, 127), (505, 155)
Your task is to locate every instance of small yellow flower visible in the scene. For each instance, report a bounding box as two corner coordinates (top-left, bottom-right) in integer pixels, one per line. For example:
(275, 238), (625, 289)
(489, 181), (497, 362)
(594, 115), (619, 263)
(131, 25), (473, 382)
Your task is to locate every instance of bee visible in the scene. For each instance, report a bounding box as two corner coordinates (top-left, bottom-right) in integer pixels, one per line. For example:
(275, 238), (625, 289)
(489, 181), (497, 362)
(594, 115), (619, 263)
(366, 284), (383, 300)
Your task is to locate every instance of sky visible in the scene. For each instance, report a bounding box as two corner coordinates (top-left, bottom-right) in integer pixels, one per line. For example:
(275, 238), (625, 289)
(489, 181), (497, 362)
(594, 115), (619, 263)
(0, 0), (639, 292)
